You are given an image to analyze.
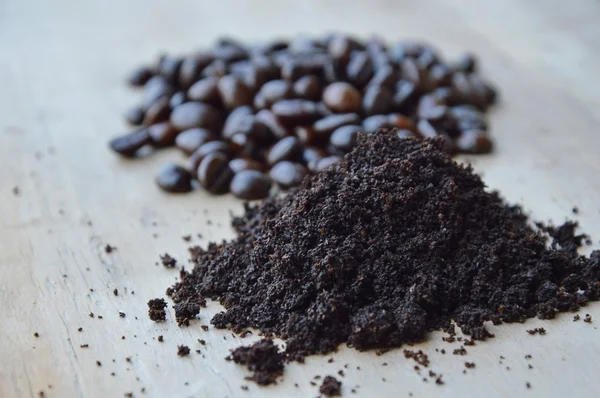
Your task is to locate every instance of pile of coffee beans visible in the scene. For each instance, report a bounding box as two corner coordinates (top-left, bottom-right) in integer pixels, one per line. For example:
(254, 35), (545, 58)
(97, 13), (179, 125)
(110, 35), (497, 200)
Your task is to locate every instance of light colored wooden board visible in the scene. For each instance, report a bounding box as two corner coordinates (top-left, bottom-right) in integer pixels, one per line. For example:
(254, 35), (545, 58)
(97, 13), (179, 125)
(1, 0), (600, 397)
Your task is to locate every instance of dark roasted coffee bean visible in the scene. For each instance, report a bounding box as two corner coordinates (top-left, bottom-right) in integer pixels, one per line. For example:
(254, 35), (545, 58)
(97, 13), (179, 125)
(255, 109), (290, 139)
(393, 80), (418, 111)
(294, 126), (317, 145)
(281, 57), (325, 81)
(178, 58), (204, 88)
(197, 152), (233, 194)
(223, 106), (253, 138)
(127, 66), (154, 87)
(271, 100), (320, 126)
(218, 75), (253, 111)
(289, 36), (323, 53)
(229, 158), (266, 174)
(396, 129), (416, 138)
(269, 161), (308, 188)
(156, 164), (193, 193)
(148, 122), (178, 147)
(362, 86), (393, 116)
(453, 53), (477, 73)
(241, 64), (270, 92)
(327, 35), (355, 65)
(330, 125), (363, 152)
(267, 136), (302, 165)
(346, 52), (373, 88)
(188, 140), (233, 173)
(390, 41), (424, 62)
(202, 59), (229, 78)
(416, 47), (439, 70)
(388, 113), (416, 131)
(212, 41), (248, 63)
(302, 146), (327, 165)
(362, 115), (392, 134)
(452, 106), (488, 132)
(124, 106), (145, 126)
(307, 155), (341, 173)
(169, 91), (187, 108)
(316, 102), (333, 117)
(143, 97), (171, 126)
(293, 75), (321, 100)
(417, 119), (438, 138)
(432, 87), (455, 104)
(313, 113), (362, 137)
(143, 76), (174, 109)
(451, 72), (473, 103)
(254, 80), (293, 109)
(175, 128), (214, 154)
(253, 40), (288, 55)
(430, 64), (453, 87)
(322, 82), (361, 113)
(187, 77), (221, 106)
(230, 170), (272, 200)
(157, 55), (183, 84)
(417, 95), (448, 121)
(365, 36), (387, 55)
(109, 129), (151, 157)
(229, 133), (263, 159)
(401, 58), (430, 91)
(367, 65), (397, 88)
(227, 114), (271, 141)
(469, 75), (497, 108)
(170, 102), (221, 132)
(455, 130), (492, 154)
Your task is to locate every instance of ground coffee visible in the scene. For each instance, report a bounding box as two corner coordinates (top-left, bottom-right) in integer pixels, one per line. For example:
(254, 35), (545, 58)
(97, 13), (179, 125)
(168, 130), (599, 367)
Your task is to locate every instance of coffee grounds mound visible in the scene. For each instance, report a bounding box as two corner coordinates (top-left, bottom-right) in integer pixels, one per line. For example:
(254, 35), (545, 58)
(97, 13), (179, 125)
(147, 298), (167, 322)
(319, 376), (342, 397)
(168, 130), (600, 363)
(227, 339), (284, 385)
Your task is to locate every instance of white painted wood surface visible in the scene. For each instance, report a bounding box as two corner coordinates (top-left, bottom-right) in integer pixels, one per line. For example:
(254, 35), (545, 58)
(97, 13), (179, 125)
(1, 0), (600, 397)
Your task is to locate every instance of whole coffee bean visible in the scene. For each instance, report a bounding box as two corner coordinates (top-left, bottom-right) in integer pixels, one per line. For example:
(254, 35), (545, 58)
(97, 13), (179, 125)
(178, 57), (203, 88)
(362, 115), (392, 134)
(218, 75), (253, 110)
(416, 47), (439, 70)
(316, 102), (333, 117)
(346, 52), (373, 88)
(241, 64), (270, 92)
(188, 140), (234, 173)
(307, 156), (341, 173)
(455, 130), (492, 154)
(302, 146), (327, 164)
(230, 170), (272, 200)
(148, 122), (178, 147)
(170, 102), (221, 132)
(453, 53), (477, 73)
(430, 64), (453, 87)
(127, 66), (154, 87)
(293, 75), (321, 100)
(390, 41), (425, 62)
(267, 136), (302, 165)
(157, 55), (183, 84)
(313, 113), (362, 137)
(330, 125), (363, 152)
(223, 106), (253, 138)
(156, 163), (193, 193)
(322, 82), (361, 113)
(365, 36), (387, 55)
(197, 152), (233, 194)
(294, 126), (317, 145)
(212, 41), (248, 63)
(229, 158), (266, 174)
(124, 106), (145, 126)
(362, 85), (393, 116)
(417, 119), (438, 138)
(271, 100), (320, 126)
(109, 128), (151, 157)
(187, 77), (221, 106)
(175, 128), (214, 154)
(328, 35), (354, 65)
(451, 72), (473, 103)
(367, 64), (397, 88)
(230, 133), (263, 159)
(169, 91), (187, 108)
(143, 97), (171, 126)
(289, 36), (324, 53)
(201, 59), (229, 78)
(432, 87), (455, 104)
(254, 80), (293, 109)
(393, 80), (418, 110)
(143, 76), (174, 109)
(281, 57), (325, 81)
(396, 129), (416, 138)
(253, 40), (288, 55)
(469, 75), (497, 108)
(269, 161), (308, 188)
(401, 58), (431, 91)
(227, 114), (272, 141)
(388, 113), (416, 131)
(255, 109), (290, 139)
(417, 95), (448, 121)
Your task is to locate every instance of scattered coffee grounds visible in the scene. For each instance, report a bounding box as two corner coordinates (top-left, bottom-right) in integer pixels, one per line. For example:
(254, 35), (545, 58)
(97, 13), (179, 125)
(177, 345), (191, 356)
(584, 314), (592, 323)
(113, 288), (118, 296)
(148, 298), (167, 322)
(403, 350), (430, 367)
(465, 362), (475, 369)
(173, 301), (201, 326)
(104, 244), (115, 254)
(157, 335), (164, 342)
(119, 312), (126, 318)
(227, 339), (284, 385)
(110, 34), (498, 200)
(319, 376), (342, 397)
(453, 347), (467, 356)
(80, 344), (89, 348)
(160, 253), (177, 268)
(33, 332), (39, 338)
(526, 328), (546, 336)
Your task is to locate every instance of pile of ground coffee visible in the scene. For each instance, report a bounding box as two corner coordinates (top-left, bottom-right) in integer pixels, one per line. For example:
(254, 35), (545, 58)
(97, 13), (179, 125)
(168, 130), (599, 364)
(227, 339), (285, 385)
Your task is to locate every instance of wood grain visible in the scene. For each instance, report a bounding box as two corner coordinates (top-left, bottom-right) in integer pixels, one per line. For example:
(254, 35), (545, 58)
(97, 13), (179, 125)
(1, 0), (600, 397)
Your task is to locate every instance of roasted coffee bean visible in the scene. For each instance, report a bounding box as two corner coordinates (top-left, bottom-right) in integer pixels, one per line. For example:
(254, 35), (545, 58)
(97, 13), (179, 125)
(228, 115), (272, 141)
(253, 40), (288, 55)
(143, 97), (171, 126)
(330, 125), (363, 152)
(271, 100), (320, 125)
(109, 128), (151, 157)
(288, 36), (323, 54)
(396, 129), (417, 138)
(230, 133), (263, 159)
(363, 86), (393, 116)
(455, 130), (492, 154)
(212, 41), (248, 63)
(362, 115), (392, 134)
(365, 36), (387, 55)
(302, 146), (327, 164)
(322, 82), (361, 113)
(148, 122), (178, 147)
(346, 52), (373, 88)
(188, 140), (234, 172)
(390, 41), (425, 62)
(417, 94), (448, 121)
(202, 59), (229, 78)
(469, 75), (497, 108)
(178, 57), (204, 88)
(230, 170), (272, 200)
(254, 80), (293, 109)
(367, 65), (397, 88)
(453, 53), (477, 73)
(124, 106), (145, 126)
(223, 106), (253, 138)
(293, 75), (321, 100)
(269, 161), (308, 188)
(313, 113), (362, 137)
(401, 58), (430, 91)
(218, 75), (253, 111)
(156, 163), (193, 193)
(416, 47), (439, 70)
(197, 152), (233, 194)
(267, 136), (302, 165)
(229, 158), (267, 174)
(417, 119), (438, 138)
(387, 113), (416, 131)
(432, 87), (455, 104)
(255, 109), (290, 139)
(158, 55), (183, 84)
(294, 126), (317, 145)
(430, 64), (453, 87)
(393, 80), (418, 111)
(169, 91), (187, 108)
(242, 64), (271, 92)
(281, 57), (325, 81)
(143, 76), (174, 109)
(316, 102), (333, 117)
(307, 155), (341, 173)
(327, 35), (355, 65)
(170, 102), (221, 132)
(187, 77), (221, 106)
(127, 66), (154, 87)
(175, 128), (215, 154)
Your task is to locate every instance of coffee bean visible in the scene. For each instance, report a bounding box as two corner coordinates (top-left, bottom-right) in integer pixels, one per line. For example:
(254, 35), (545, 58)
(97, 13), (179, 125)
(269, 161), (308, 188)
(127, 66), (154, 87)
(230, 170), (272, 200)
(170, 102), (221, 132)
(109, 128), (151, 157)
(255, 109), (290, 139)
(178, 57), (204, 88)
(302, 146), (327, 164)
(212, 41), (248, 63)
(271, 100), (320, 126)
(175, 128), (214, 154)
(267, 136), (302, 165)
(316, 102), (333, 117)
(432, 87), (456, 104)
(169, 91), (187, 108)
(229, 158), (266, 174)
(242, 64), (271, 92)
(187, 77), (221, 106)
(188, 140), (234, 173)
(469, 75), (497, 108)
(396, 129), (417, 138)
(454, 53), (477, 73)
(401, 58), (431, 91)
(330, 125), (363, 152)
(143, 76), (174, 109)
(307, 156), (341, 173)
(362, 86), (393, 116)
(367, 65), (397, 88)
(218, 75), (253, 111)
(254, 80), (293, 109)
(288, 36), (323, 53)
(430, 64), (453, 87)
(455, 130), (492, 154)
(322, 82), (361, 113)
(124, 106), (145, 126)
(417, 95), (448, 121)
(157, 55), (183, 84)
(230, 133), (263, 159)
(417, 119), (438, 138)
(328, 35), (355, 65)
(362, 115), (392, 134)
(156, 164), (193, 193)
(416, 47), (439, 70)
(143, 97), (171, 126)
(281, 57), (325, 81)
(202, 59), (229, 78)
(253, 40), (288, 55)
(294, 126), (317, 145)
(346, 52), (373, 88)
(313, 113), (362, 138)
(197, 152), (233, 194)
(223, 106), (253, 137)
(390, 41), (425, 62)
(148, 122), (178, 147)
(293, 75), (321, 100)
(393, 80), (418, 111)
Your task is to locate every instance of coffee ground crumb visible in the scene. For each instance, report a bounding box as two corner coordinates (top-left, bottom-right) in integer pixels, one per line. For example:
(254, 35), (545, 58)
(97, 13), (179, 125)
(403, 350), (430, 367)
(177, 345), (190, 357)
(453, 347), (467, 356)
(173, 302), (201, 326)
(148, 298), (167, 322)
(584, 314), (592, 323)
(160, 253), (177, 268)
(573, 314), (581, 322)
(319, 376), (342, 397)
(465, 362), (475, 369)
(113, 288), (118, 296)
(158, 335), (164, 342)
(227, 339), (284, 386)
(526, 328), (546, 335)
(34, 332), (39, 338)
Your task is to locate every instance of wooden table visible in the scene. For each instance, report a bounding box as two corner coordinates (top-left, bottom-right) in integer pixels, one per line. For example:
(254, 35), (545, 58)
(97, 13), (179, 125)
(2, 0), (600, 396)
